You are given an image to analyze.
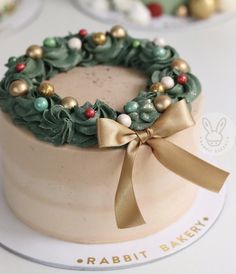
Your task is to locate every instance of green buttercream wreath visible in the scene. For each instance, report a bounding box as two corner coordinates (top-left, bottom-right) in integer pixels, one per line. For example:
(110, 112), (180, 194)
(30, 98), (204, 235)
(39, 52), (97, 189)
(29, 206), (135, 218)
(0, 26), (201, 148)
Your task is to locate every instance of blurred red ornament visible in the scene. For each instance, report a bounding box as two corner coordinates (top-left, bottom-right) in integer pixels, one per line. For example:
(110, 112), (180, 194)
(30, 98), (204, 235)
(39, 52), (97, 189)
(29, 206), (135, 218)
(147, 3), (163, 17)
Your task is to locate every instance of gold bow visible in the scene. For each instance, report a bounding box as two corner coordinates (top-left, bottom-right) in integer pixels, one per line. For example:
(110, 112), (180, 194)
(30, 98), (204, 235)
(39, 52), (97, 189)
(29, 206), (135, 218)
(97, 100), (229, 229)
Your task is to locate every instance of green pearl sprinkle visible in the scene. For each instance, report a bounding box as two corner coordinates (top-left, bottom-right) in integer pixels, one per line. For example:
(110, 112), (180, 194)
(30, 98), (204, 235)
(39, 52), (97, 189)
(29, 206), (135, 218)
(34, 97), (49, 112)
(43, 37), (57, 48)
(8, 56), (17, 65)
(153, 47), (166, 57)
(132, 40), (140, 48)
(124, 101), (139, 113)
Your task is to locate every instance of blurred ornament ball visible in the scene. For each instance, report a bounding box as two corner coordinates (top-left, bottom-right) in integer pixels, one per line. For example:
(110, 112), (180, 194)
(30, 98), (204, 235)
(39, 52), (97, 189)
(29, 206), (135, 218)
(175, 5), (189, 17)
(147, 3), (163, 17)
(189, 0), (217, 19)
(126, 1), (152, 25)
(216, 0), (236, 11)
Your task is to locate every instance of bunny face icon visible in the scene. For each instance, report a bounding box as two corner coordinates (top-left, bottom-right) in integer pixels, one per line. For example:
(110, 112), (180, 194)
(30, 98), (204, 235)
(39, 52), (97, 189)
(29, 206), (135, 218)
(202, 117), (227, 147)
(199, 113), (235, 155)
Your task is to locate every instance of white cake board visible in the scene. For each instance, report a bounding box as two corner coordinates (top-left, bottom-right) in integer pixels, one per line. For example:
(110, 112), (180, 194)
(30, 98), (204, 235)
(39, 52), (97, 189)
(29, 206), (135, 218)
(0, 176), (227, 271)
(0, 0), (42, 38)
(72, 0), (236, 33)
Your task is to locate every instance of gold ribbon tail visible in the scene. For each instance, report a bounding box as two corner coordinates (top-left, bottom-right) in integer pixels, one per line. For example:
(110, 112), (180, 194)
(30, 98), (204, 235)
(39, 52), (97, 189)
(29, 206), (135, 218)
(115, 139), (145, 229)
(97, 100), (230, 230)
(148, 138), (229, 193)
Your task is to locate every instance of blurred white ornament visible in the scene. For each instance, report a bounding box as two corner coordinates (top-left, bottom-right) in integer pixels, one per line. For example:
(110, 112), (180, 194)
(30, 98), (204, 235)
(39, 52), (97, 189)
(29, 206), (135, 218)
(86, 0), (110, 12)
(112, 0), (136, 12)
(127, 2), (151, 25)
(112, 0), (151, 25)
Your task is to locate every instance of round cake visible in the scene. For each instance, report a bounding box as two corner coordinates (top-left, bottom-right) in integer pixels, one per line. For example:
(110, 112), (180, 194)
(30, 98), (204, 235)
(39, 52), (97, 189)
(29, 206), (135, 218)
(0, 26), (227, 244)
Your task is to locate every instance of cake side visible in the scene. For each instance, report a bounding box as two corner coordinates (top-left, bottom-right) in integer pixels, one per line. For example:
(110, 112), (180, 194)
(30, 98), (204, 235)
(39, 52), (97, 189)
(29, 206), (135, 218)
(0, 65), (203, 243)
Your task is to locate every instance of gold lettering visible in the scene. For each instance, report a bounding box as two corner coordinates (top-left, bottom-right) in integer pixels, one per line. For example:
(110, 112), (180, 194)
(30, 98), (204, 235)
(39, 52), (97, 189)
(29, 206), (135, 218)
(190, 226), (201, 233)
(112, 256), (120, 264)
(133, 253), (139, 260)
(159, 218), (207, 253)
(139, 251), (147, 258)
(160, 244), (170, 252)
(171, 241), (180, 248)
(184, 230), (195, 238)
(124, 255), (132, 262)
(87, 257), (96, 264)
(176, 235), (188, 243)
(195, 220), (205, 227)
(100, 257), (109, 264)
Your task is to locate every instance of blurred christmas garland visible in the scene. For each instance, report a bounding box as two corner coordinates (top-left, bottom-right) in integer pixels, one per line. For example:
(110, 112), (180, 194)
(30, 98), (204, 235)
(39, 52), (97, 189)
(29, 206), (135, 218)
(86, 0), (236, 25)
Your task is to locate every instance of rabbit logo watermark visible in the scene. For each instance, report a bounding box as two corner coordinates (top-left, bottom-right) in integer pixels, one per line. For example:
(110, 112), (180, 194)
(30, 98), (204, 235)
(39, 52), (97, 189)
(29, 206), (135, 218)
(202, 117), (226, 147)
(199, 113), (235, 155)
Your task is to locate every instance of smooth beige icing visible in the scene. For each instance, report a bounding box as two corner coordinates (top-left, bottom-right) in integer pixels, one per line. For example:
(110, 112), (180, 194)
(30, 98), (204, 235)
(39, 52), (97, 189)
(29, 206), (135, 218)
(0, 65), (202, 243)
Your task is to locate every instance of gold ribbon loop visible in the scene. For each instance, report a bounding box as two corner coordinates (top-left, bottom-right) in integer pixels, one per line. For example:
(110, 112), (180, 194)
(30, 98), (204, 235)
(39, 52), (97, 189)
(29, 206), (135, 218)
(97, 100), (229, 229)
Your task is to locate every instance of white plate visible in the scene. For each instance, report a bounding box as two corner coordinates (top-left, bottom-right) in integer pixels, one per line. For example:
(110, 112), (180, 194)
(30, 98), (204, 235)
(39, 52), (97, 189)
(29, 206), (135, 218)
(72, 0), (236, 33)
(0, 175), (227, 270)
(0, 0), (42, 38)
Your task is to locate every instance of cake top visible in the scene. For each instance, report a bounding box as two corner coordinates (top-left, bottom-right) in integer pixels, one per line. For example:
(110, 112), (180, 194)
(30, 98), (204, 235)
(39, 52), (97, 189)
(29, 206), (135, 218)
(0, 25), (201, 148)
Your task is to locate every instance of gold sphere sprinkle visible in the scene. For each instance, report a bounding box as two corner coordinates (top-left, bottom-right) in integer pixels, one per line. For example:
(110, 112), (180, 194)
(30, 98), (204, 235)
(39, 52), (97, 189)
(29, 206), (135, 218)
(110, 25), (126, 38)
(171, 58), (190, 73)
(9, 80), (29, 97)
(61, 96), (78, 110)
(154, 95), (172, 113)
(150, 82), (165, 93)
(38, 82), (55, 97)
(26, 45), (43, 59)
(92, 32), (107, 46)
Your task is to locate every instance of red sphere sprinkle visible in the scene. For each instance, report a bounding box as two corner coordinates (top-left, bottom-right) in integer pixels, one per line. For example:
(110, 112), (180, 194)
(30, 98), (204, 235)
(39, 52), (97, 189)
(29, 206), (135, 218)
(79, 29), (88, 37)
(147, 3), (163, 17)
(177, 74), (188, 85)
(15, 63), (26, 73)
(85, 107), (96, 118)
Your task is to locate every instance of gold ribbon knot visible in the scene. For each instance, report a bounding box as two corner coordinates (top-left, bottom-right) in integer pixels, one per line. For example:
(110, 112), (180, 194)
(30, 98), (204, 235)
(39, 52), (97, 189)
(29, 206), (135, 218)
(97, 100), (229, 229)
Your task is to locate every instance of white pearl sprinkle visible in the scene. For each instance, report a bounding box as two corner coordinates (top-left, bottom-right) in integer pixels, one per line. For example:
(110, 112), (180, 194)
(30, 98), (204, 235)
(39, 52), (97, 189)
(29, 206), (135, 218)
(153, 37), (166, 47)
(68, 37), (82, 50)
(161, 76), (175, 89)
(117, 114), (132, 128)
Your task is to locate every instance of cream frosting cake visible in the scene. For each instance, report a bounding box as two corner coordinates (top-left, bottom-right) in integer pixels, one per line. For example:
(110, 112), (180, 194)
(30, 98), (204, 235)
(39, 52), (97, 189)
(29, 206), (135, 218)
(0, 26), (227, 244)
